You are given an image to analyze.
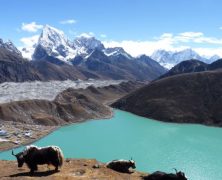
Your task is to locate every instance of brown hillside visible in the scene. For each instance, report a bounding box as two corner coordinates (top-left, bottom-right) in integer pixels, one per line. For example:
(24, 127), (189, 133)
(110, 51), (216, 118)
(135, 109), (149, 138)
(112, 71), (222, 127)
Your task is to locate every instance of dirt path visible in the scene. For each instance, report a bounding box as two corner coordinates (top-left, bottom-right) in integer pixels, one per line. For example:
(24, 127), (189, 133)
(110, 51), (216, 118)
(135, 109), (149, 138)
(0, 159), (148, 180)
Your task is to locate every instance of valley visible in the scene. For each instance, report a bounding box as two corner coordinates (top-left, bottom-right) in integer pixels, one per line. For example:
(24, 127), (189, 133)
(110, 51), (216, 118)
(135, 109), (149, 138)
(0, 80), (143, 151)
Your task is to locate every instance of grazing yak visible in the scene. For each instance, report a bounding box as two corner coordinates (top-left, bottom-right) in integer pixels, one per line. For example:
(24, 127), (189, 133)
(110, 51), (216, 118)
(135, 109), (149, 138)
(143, 169), (187, 180)
(106, 159), (136, 173)
(12, 145), (64, 174)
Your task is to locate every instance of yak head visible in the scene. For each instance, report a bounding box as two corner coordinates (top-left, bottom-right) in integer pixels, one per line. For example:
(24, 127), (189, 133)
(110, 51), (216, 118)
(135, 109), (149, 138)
(129, 158), (136, 169)
(174, 169), (187, 180)
(12, 150), (25, 168)
(177, 172), (187, 180)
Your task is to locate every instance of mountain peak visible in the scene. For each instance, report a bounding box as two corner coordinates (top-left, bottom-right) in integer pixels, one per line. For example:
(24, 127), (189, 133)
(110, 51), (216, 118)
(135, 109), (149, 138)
(33, 25), (76, 61)
(73, 35), (104, 51)
(40, 25), (67, 47)
(151, 48), (208, 69)
(0, 39), (22, 57)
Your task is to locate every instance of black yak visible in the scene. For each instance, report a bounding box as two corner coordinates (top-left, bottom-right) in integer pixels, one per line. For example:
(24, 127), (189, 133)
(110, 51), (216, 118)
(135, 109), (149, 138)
(143, 169), (187, 180)
(12, 145), (64, 174)
(106, 159), (136, 173)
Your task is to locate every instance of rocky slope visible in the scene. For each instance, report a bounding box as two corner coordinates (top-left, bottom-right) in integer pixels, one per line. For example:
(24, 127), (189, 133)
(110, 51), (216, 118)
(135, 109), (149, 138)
(0, 39), (22, 57)
(112, 71), (222, 127)
(0, 47), (87, 83)
(77, 49), (166, 81)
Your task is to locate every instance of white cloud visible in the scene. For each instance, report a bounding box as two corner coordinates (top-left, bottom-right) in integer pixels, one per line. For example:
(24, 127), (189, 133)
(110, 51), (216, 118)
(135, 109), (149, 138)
(103, 40), (173, 57)
(193, 47), (222, 57)
(100, 34), (107, 38)
(77, 32), (95, 38)
(103, 32), (222, 57)
(20, 35), (39, 47)
(60, 19), (77, 24)
(19, 35), (40, 59)
(178, 32), (204, 38)
(21, 22), (43, 32)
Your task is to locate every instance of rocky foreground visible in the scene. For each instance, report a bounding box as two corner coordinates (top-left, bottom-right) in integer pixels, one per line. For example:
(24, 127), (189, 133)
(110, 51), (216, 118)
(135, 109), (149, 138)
(0, 159), (148, 180)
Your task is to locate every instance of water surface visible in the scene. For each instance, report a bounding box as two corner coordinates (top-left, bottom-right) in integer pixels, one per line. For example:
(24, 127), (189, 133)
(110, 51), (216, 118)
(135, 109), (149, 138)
(1, 110), (222, 180)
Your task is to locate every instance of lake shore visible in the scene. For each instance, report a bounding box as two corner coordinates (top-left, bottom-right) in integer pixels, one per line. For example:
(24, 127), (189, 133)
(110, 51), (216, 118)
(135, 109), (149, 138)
(0, 107), (114, 152)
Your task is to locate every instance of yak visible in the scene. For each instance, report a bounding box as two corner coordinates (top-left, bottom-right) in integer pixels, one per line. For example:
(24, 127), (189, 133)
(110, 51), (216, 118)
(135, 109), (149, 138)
(106, 159), (136, 173)
(12, 145), (64, 174)
(143, 169), (187, 180)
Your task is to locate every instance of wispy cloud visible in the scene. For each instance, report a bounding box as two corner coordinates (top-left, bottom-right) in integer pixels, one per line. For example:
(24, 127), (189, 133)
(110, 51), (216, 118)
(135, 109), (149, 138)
(21, 22), (43, 32)
(60, 19), (77, 24)
(103, 31), (222, 57)
(100, 34), (107, 38)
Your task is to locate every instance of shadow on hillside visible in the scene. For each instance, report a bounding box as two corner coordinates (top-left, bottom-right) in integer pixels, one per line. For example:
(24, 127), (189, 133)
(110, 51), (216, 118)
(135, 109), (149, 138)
(9, 170), (58, 177)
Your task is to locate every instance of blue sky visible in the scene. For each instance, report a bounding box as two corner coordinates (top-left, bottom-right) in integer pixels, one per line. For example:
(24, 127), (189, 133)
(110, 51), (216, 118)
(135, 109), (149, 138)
(1, 0), (222, 57)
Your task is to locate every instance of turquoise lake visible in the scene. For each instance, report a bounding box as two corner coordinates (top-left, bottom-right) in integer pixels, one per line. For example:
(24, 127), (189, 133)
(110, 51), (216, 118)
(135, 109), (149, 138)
(1, 110), (222, 180)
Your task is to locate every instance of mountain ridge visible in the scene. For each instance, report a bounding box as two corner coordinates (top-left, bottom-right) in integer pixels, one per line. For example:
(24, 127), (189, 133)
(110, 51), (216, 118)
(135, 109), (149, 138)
(151, 49), (220, 69)
(159, 58), (222, 80)
(0, 26), (166, 82)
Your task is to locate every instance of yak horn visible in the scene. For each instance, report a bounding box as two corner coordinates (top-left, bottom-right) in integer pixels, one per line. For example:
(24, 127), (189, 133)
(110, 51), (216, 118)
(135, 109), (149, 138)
(12, 150), (15, 156)
(173, 168), (178, 173)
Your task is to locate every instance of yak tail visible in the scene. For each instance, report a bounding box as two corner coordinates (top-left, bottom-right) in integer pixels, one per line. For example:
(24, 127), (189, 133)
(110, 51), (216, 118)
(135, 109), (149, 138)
(53, 146), (64, 167)
(57, 148), (64, 167)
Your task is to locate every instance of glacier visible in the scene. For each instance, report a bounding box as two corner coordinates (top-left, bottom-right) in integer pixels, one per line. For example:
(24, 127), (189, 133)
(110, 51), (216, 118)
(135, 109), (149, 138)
(0, 79), (125, 104)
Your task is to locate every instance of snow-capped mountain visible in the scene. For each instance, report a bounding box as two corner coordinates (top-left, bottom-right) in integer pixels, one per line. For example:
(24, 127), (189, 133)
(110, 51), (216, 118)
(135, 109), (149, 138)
(103, 47), (132, 59)
(0, 39), (22, 57)
(0, 25), (166, 82)
(73, 35), (104, 51)
(32, 25), (108, 62)
(151, 49), (220, 69)
(24, 25), (221, 68)
(208, 55), (221, 62)
(26, 25), (134, 62)
(33, 25), (76, 62)
(70, 34), (105, 59)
